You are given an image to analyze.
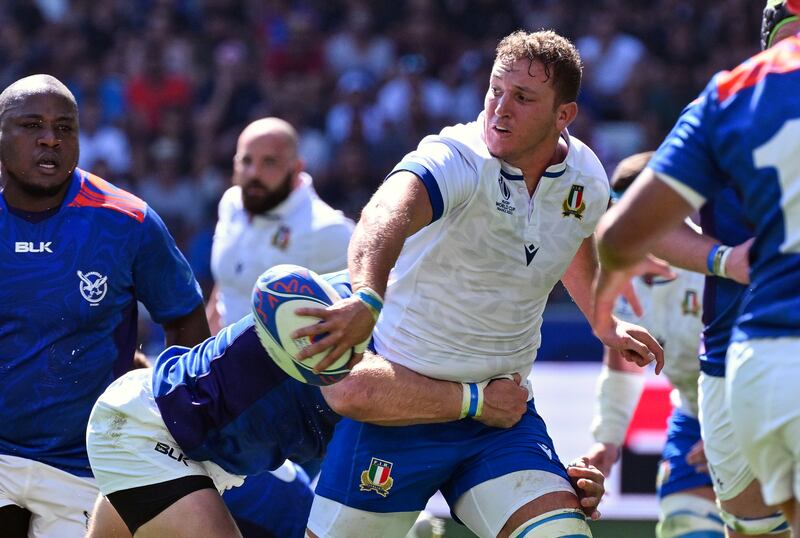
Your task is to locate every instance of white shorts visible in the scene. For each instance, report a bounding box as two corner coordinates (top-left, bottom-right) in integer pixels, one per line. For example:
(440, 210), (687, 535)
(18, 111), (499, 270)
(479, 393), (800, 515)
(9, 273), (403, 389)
(309, 470), (574, 538)
(86, 369), (244, 497)
(727, 338), (800, 506)
(0, 454), (98, 537)
(697, 372), (754, 500)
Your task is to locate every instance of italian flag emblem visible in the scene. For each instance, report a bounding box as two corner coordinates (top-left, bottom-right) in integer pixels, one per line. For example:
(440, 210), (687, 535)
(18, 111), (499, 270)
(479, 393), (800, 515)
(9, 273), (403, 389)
(562, 184), (586, 219)
(360, 457), (395, 496)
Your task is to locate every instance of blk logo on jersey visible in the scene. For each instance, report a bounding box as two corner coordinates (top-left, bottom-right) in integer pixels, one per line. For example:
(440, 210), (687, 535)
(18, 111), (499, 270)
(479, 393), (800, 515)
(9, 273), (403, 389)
(15, 241), (52, 253)
(360, 457), (394, 497)
(495, 176), (516, 215)
(525, 243), (539, 266)
(77, 270), (108, 305)
(562, 184), (586, 219)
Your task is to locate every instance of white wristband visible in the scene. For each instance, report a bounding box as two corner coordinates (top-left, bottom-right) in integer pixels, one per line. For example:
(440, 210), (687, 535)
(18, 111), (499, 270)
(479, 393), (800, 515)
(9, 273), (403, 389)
(591, 365), (646, 445)
(717, 245), (733, 278)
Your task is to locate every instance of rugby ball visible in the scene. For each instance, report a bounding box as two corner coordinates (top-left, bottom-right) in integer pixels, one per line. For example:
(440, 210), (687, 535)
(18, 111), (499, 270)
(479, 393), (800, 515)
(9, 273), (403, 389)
(252, 264), (351, 385)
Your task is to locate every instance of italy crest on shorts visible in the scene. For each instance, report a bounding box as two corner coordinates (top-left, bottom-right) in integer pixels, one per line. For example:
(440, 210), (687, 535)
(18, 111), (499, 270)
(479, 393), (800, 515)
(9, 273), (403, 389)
(562, 184), (586, 219)
(359, 457), (394, 497)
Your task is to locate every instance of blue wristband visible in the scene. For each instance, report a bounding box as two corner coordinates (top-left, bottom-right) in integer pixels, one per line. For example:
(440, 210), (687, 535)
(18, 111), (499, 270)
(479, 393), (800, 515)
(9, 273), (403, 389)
(706, 244), (721, 274)
(467, 383), (480, 417)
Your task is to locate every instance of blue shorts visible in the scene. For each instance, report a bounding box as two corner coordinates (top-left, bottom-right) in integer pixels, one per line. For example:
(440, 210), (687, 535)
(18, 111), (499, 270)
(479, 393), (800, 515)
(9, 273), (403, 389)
(657, 409), (713, 498)
(223, 464), (313, 538)
(315, 400), (568, 513)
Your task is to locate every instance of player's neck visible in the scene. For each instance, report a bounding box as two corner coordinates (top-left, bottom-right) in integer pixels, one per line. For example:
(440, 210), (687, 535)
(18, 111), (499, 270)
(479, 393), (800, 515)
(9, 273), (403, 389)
(2, 180), (70, 213)
(517, 137), (567, 196)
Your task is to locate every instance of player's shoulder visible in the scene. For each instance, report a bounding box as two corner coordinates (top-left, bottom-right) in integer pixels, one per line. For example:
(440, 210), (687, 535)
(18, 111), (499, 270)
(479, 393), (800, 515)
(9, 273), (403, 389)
(219, 185), (244, 212)
(714, 35), (800, 103)
(66, 168), (148, 223)
(416, 119), (487, 170)
(563, 134), (609, 193)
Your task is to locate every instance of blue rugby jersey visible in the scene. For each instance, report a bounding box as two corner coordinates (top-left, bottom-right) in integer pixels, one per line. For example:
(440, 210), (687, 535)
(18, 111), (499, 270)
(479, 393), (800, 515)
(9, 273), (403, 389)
(649, 35), (800, 343)
(698, 190), (753, 377)
(0, 169), (202, 476)
(151, 271), (351, 476)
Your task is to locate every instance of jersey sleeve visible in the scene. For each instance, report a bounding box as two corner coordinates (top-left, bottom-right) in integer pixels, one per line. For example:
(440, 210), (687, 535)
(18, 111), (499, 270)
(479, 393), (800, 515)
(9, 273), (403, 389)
(133, 207), (204, 324)
(648, 79), (727, 209)
(386, 137), (478, 224)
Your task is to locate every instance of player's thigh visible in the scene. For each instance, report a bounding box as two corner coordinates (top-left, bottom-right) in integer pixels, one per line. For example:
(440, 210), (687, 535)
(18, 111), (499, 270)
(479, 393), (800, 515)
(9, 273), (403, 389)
(657, 489), (724, 538)
(453, 470), (579, 538)
(698, 372), (754, 501)
(87, 495), (131, 538)
(309, 418), (458, 537)
(448, 403), (578, 538)
(135, 487), (241, 538)
(309, 495), (420, 538)
(0, 454), (98, 538)
(727, 339), (800, 508)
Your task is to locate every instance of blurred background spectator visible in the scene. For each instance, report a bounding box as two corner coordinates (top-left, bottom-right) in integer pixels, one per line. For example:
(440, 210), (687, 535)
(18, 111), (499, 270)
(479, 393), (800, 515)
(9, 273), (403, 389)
(2, 0), (763, 351)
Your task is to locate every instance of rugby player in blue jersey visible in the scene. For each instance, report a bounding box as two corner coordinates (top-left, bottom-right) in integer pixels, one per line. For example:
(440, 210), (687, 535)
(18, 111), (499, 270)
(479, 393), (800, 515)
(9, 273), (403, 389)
(594, 1), (800, 533)
(85, 269), (605, 537)
(0, 75), (210, 537)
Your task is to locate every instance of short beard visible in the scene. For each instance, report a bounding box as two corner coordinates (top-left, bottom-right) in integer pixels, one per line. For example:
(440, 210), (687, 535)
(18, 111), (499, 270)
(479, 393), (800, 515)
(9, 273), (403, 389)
(241, 171), (294, 215)
(1, 167), (72, 200)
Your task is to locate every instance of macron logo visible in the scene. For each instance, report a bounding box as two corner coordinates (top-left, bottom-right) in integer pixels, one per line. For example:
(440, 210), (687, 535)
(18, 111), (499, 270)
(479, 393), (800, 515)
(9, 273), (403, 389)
(538, 443), (553, 460)
(524, 243), (539, 266)
(15, 241), (53, 253)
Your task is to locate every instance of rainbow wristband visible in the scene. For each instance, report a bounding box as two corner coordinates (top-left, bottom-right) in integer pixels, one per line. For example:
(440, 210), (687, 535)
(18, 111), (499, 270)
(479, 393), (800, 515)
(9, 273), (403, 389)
(460, 383), (484, 419)
(354, 287), (384, 322)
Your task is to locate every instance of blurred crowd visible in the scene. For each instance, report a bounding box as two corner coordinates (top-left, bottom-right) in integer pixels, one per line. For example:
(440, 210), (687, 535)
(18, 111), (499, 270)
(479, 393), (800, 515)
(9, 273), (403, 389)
(1, 0), (763, 295)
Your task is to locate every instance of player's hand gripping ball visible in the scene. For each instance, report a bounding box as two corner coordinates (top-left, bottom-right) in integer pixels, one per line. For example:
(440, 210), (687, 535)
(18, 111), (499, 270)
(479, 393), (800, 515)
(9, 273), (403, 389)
(252, 264), (352, 385)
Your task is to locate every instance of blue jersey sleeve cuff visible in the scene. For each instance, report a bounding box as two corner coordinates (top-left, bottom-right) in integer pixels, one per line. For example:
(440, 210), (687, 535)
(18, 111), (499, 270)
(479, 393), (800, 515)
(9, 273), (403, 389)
(387, 162), (443, 223)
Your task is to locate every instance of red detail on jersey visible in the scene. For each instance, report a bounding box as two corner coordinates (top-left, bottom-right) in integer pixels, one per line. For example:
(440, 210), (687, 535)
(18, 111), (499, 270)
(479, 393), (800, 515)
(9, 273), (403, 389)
(67, 170), (147, 223)
(788, 0), (800, 15)
(716, 38), (800, 102)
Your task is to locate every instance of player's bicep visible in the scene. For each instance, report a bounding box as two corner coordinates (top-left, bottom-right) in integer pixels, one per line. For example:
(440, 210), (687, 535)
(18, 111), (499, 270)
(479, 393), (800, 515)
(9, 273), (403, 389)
(133, 209), (203, 323)
(371, 171), (434, 236)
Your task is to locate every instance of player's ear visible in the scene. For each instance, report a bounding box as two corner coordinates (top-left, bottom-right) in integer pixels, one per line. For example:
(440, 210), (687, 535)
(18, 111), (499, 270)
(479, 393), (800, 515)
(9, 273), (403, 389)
(555, 101), (578, 131)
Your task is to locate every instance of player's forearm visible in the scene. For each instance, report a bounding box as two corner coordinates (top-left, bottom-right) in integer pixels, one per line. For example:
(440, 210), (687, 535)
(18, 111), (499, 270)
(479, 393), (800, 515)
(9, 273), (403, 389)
(163, 304), (211, 348)
(598, 170), (695, 271)
(561, 235), (598, 321)
(321, 353), (462, 426)
(349, 174), (432, 297)
(591, 348), (646, 445)
(651, 222), (716, 275)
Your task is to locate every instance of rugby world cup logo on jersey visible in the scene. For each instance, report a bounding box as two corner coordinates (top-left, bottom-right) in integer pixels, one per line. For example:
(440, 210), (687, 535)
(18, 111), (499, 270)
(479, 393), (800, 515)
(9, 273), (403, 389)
(360, 457), (394, 497)
(495, 176), (516, 215)
(78, 270), (108, 305)
(562, 184), (586, 219)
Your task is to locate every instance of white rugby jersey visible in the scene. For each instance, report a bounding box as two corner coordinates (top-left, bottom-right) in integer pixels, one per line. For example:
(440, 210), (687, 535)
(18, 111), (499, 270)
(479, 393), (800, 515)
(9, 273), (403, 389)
(211, 172), (354, 325)
(373, 116), (609, 382)
(613, 267), (705, 416)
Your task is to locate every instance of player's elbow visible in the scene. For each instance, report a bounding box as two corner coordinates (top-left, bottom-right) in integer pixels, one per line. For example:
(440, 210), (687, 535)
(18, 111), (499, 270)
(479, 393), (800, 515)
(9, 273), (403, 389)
(321, 376), (375, 420)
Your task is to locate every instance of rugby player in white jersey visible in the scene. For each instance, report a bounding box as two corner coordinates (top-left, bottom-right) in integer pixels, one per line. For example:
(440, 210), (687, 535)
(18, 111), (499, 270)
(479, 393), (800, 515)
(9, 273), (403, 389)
(585, 152), (723, 538)
(207, 117), (353, 333)
(294, 30), (664, 538)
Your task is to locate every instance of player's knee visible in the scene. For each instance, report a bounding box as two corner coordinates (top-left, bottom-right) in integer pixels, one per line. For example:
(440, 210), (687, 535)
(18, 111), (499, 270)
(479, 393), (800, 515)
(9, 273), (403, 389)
(719, 508), (789, 535)
(508, 508), (592, 538)
(656, 493), (724, 538)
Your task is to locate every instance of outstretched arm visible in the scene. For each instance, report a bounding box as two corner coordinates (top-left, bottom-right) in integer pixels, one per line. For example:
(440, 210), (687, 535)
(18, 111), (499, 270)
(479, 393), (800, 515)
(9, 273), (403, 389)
(561, 236), (665, 373)
(320, 352), (528, 428)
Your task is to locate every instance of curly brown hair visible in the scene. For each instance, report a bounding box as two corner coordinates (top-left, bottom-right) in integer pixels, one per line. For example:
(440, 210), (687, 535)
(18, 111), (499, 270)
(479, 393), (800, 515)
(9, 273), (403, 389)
(495, 30), (582, 105)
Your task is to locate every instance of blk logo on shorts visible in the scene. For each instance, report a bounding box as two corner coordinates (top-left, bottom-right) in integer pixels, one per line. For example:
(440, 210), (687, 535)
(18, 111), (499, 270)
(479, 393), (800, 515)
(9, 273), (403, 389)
(359, 457), (394, 497)
(154, 442), (190, 467)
